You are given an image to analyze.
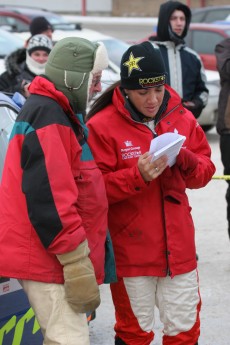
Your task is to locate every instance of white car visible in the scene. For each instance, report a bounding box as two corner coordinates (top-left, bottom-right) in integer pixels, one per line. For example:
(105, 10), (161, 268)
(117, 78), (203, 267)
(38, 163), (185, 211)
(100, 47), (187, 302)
(199, 69), (220, 132)
(15, 28), (129, 93)
(0, 28), (24, 72)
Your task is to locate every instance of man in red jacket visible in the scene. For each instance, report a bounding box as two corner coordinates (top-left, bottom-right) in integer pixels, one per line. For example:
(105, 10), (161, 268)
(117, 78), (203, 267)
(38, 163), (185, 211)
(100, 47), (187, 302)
(0, 37), (109, 345)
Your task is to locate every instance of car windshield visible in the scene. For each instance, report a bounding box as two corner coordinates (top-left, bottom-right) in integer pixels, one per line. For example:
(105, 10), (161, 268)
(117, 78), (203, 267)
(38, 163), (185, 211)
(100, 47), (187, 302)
(100, 38), (130, 67)
(0, 29), (23, 57)
(192, 8), (230, 23)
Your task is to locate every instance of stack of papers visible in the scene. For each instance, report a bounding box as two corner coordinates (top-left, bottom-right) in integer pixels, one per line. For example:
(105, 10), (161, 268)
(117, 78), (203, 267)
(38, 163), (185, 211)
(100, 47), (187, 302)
(149, 132), (186, 167)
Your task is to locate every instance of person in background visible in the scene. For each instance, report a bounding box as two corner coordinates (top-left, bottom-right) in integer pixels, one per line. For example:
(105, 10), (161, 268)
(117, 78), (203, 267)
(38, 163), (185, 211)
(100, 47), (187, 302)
(0, 16), (53, 97)
(215, 38), (230, 239)
(153, 0), (208, 262)
(86, 41), (215, 345)
(29, 16), (53, 40)
(151, 0), (208, 119)
(23, 16), (53, 48)
(0, 34), (53, 97)
(0, 37), (109, 345)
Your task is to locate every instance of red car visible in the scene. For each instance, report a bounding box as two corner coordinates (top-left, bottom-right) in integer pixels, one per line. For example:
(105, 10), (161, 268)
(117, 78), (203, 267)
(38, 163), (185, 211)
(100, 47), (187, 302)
(136, 23), (230, 71)
(0, 5), (78, 32)
(185, 23), (230, 70)
(191, 5), (230, 23)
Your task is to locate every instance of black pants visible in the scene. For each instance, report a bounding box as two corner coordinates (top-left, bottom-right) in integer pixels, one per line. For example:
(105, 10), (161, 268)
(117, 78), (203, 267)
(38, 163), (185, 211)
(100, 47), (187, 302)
(220, 134), (230, 239)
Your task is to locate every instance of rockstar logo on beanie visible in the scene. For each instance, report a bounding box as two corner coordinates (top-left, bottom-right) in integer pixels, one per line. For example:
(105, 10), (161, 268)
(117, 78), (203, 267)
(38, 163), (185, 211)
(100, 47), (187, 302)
(120, 41), (167, 90)
(122, 52), (144, 77)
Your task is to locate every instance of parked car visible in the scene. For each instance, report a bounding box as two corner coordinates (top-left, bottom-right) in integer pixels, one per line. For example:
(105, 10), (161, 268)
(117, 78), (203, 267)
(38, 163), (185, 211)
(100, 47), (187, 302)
(185, 23), (230, 71)
(0, 5), (80, 32)
(15, 26), (219, 132)
(197, 70), (219, 132)
(15, 27), (131, 93)
(191, 5), (230, 23)
(0, 28), (24, 72)
(0, 92), (21, 179)
(137, 23), (230, 71)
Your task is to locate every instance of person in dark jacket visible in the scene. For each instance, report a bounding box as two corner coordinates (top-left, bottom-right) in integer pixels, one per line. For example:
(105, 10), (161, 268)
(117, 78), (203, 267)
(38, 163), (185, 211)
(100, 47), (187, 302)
(0, 34), (53, 97)
(0, 37), (109, 345)
(29, 16), (53, 40)
(215, 38), (230, 239)
(151, 0), (208, 119)
(24, 16), (54, 47)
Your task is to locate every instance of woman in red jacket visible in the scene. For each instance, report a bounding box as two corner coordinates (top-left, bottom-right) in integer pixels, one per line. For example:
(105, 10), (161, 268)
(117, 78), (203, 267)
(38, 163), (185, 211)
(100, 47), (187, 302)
(87, 41), (215, 345)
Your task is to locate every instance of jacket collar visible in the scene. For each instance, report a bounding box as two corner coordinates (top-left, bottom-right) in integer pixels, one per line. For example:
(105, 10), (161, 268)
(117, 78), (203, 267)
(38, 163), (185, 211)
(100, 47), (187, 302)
(28, 75), (74, 116)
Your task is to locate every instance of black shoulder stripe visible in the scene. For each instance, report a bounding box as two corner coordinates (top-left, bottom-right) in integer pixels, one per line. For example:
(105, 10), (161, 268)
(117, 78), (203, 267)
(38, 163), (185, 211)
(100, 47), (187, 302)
(21, 131), (63, 248)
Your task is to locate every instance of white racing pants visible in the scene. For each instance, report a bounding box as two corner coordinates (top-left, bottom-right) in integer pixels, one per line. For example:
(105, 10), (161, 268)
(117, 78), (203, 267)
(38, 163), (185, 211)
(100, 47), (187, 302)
(110, 269), (201, 345)
(19, 280), (90, 345)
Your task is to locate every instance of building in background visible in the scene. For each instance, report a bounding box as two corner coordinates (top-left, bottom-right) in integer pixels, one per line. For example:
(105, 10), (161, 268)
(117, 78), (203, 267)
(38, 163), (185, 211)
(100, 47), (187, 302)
(0, 0), (229, 16)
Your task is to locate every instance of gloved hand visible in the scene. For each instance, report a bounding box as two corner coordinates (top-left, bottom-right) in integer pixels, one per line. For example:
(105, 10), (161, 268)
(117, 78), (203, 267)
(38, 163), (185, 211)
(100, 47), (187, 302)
(57, 240), (100, 313)
(182, 99), (203, 119)
(176, 148), (198, 173)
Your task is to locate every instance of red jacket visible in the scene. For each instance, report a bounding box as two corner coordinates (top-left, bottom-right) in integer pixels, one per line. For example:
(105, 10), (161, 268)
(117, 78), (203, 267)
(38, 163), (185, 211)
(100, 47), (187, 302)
(87, 85), (215, 279)
(0, 76), (108, 284)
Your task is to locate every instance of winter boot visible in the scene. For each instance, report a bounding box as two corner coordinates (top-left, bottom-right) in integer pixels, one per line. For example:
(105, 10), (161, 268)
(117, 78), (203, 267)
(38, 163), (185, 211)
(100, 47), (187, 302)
(115, 337), (127, 345)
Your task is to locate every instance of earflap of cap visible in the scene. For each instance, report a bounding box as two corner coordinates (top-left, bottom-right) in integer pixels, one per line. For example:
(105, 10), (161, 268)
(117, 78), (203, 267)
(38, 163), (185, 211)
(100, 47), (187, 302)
(91, 41), (109, 74)
(45, 61), (89, 113)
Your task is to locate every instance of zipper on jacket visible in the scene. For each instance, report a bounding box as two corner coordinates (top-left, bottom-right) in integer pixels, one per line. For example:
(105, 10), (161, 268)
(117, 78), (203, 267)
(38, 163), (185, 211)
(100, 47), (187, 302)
(160, 179), (172, 277)
(127, 113), (175, 276)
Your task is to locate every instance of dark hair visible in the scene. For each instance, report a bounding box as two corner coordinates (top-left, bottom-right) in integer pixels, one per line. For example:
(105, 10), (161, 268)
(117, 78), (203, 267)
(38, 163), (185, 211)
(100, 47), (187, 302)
(86, 80), (120, 121)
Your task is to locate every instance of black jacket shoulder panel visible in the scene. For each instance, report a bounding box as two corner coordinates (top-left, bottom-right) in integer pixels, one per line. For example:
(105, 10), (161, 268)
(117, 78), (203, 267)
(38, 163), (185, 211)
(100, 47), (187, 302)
(17, 94), (72, 130)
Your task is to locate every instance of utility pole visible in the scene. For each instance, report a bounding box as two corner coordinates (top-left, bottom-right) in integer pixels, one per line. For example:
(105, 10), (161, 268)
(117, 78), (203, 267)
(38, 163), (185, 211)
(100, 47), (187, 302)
(200, 0), (206, 6)
(82, 0), (86, 16)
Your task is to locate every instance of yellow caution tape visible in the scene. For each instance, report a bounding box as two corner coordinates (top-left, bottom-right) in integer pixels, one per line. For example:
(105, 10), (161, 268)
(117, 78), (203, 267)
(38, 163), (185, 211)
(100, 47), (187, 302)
(212, 175), (230, 180)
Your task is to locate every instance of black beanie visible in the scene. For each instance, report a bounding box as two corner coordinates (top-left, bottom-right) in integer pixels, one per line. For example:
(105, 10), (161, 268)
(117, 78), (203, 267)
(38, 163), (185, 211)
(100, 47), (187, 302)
(30, 16), (53, 36)
(120, 41), (166, 89)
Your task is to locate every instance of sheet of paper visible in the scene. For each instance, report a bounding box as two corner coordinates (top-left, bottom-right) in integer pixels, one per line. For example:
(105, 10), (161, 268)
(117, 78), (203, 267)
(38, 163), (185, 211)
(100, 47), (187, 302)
(149, 132), (186, 167)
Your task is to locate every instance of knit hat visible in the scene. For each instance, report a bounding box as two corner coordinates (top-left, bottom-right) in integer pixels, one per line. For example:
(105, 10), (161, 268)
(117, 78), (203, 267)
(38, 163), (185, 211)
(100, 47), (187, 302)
(45, 37), (109, 113)
(29, 16), (53, 36)
(120, 41), (166, 90)
(27, 34), (53, 56)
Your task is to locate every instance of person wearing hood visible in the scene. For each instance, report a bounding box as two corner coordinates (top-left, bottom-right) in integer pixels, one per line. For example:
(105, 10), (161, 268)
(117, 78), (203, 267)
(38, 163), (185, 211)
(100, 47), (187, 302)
(0, 37), (110, 345)
(152, 0), (208, 119)
(87, 41), (215, 345)
(0, 34), (53, 97)
(215, 38), (230, 239)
